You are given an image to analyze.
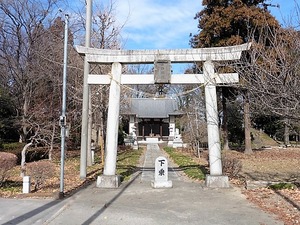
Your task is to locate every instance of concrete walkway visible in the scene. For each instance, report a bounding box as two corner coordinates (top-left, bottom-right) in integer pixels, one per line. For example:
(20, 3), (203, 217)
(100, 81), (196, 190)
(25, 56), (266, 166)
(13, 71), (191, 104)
(0, 144), (283, 225)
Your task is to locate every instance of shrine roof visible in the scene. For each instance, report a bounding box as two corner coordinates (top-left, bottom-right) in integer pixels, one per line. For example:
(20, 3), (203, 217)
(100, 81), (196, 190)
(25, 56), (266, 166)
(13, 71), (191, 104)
(125, 98), (183, 118)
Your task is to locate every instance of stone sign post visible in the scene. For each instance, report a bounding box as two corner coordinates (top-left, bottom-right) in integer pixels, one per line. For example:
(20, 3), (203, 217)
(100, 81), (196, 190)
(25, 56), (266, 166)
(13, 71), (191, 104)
(23, 176), (31, 194)
(151, 156), (173, 188)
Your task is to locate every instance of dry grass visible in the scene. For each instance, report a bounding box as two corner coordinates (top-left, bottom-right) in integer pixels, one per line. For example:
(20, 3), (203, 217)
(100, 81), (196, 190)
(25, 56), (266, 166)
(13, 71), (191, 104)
(226, 148), (300, 182)
(0, 149), (101, 198)
(224, 147), (300, 225)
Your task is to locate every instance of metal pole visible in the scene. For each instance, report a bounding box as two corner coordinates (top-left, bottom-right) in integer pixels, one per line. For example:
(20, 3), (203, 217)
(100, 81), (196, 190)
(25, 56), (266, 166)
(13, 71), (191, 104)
(80, 0), (92, 178)
(59, 14), (69, 198)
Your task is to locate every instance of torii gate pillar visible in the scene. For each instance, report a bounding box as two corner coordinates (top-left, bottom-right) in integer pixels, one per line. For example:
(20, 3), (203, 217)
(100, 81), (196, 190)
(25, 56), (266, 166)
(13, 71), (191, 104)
(96, 63), (122, 188)
(204, 61), (229, 188)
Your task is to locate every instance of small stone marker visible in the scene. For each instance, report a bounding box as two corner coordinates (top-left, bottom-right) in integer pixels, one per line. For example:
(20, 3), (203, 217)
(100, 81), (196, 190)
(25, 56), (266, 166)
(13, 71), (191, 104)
(151, 156), (172, 188)
(23, 176), (31, 193)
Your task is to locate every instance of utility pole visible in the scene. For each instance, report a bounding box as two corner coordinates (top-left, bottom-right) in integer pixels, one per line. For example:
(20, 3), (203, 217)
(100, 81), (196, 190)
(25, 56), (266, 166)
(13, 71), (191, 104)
(59, 14), (69, 198)
(80, 0), (92, 178)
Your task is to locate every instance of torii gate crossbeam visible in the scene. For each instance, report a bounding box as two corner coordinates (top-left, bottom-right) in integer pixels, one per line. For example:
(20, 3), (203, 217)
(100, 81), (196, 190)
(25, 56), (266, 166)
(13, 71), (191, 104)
(76, 43), (249, 63)
(76, 43), (251, 188)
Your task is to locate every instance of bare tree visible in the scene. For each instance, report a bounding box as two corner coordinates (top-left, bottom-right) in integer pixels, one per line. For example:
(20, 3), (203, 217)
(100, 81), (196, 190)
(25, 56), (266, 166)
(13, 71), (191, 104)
(0, 0), (63, 146)
(0, 0), (85, 160)
(73, 0), (124, 165)
(238, 26), (300, 146)
(175, 84), (207, 156)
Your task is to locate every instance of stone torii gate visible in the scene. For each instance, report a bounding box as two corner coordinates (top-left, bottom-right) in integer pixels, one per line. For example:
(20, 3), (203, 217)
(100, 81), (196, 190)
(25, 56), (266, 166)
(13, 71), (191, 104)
(76, 43), (251, 188)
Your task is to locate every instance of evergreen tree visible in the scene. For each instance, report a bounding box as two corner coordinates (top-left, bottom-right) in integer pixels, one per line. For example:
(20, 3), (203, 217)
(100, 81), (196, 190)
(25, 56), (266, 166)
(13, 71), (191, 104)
(0, 88), (19, 142)
(191, 0), (279, 48)
(191, 0), (279, 152)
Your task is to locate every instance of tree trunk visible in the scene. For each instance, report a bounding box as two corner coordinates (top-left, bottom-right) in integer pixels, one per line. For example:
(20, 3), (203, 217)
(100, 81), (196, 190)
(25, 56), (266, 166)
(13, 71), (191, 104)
(284, 117), (290, 146)
(20, 95), (30, 143)
(222, 88), (230, 151)
(21, 142), (33, 177)
(99, 128), (105, 165)
(244, 90), (253, 154)
(49, 122), (56, 161)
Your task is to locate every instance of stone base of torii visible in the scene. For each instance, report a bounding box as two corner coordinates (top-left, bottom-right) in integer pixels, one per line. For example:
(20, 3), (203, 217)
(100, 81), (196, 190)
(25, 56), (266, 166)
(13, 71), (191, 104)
(76, 43), (251, 188)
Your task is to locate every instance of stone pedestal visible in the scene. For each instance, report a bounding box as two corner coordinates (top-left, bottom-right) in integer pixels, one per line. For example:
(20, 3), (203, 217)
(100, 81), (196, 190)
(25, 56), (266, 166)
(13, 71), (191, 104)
(167, 140), (173, 147)
(173, 141), (183, 148)
(151, 180), (173, 188)
(205, 175), (230, 188)
(172, 134), (183, 148)
(146, 137), (159, 143)
(133, 140), (139, 150)
(96, 175), (120, 188)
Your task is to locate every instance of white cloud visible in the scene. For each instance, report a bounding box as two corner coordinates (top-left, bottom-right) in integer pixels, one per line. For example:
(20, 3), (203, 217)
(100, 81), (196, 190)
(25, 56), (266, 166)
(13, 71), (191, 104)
(79, 0), (296, 50)
(112, 0), (297, 50)
(113, 0), (203, 49)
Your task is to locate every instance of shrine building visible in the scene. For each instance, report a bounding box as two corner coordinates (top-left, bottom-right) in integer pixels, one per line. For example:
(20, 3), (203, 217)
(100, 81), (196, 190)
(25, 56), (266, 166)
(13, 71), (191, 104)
(125, 98), (183, 142)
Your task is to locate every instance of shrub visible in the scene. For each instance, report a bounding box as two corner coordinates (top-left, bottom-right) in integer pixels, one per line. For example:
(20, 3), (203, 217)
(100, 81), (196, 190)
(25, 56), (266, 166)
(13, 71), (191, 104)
(27, 160), (55, 191)
(222, 152), (242, 178)
(0, 152), (17, 187)
(268, 182), (295, 190)
(2, 143), (49, 164)
(2, 142), (24, 151)
(1, 142), (24, 163)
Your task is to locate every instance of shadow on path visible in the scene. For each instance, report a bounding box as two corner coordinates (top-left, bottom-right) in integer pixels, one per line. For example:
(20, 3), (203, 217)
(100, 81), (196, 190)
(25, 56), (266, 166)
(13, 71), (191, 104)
(2, 200), (62, 225)
(81, 171), (142, 225)
(2, 175), (98, 225)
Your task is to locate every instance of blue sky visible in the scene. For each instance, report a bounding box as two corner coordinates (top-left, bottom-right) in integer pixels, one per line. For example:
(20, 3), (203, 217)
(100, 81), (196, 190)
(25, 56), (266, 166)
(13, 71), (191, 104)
(67, 0), (298, 50)
(67, 0), (299, 72)
(114, 0), (201, 50)
(269, 0), (300, 27)
(103, 0), (298, 73)
(110, 0), (299, 51)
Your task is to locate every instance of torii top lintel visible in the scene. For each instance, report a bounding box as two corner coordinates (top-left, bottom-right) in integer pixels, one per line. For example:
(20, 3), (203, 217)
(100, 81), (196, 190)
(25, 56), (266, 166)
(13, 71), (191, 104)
(75, 43), (251, 64)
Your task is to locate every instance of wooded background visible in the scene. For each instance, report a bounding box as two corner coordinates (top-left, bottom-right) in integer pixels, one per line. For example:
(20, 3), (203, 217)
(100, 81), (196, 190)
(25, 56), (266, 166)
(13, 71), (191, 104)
(1, 0), (300, 156)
